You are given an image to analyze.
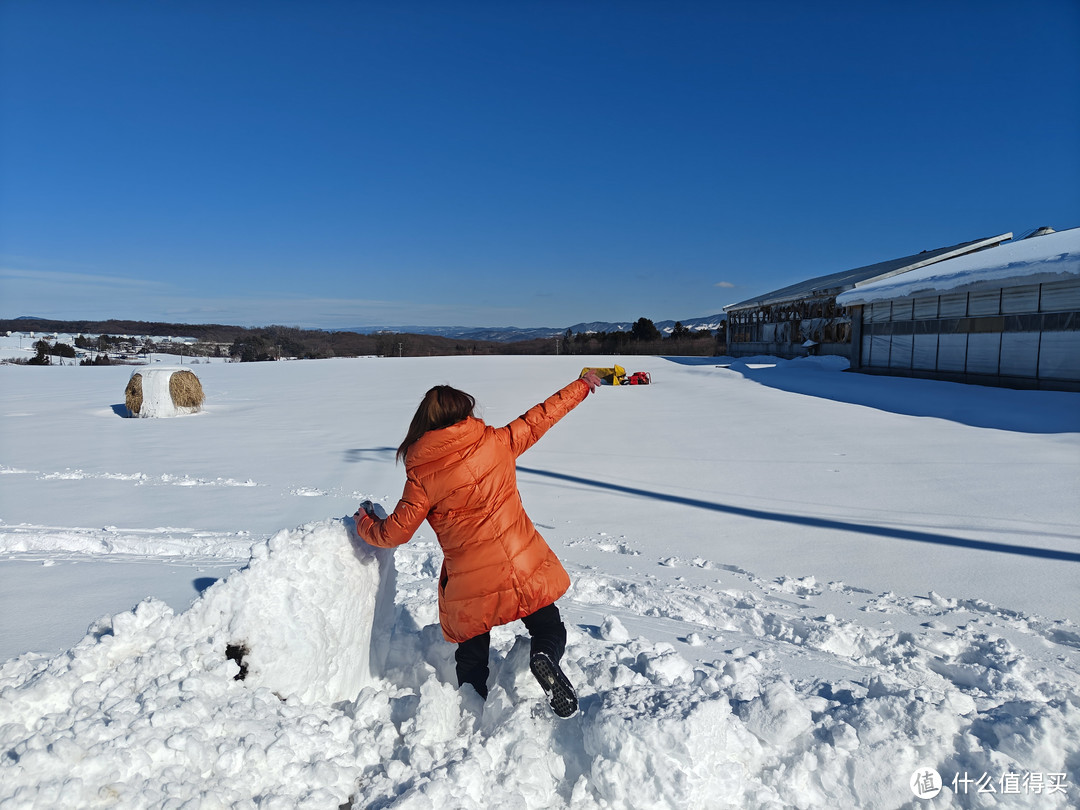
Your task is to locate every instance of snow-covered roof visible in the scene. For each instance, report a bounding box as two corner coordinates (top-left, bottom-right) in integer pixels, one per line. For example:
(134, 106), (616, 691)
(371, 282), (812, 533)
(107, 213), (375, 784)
(724, 233), (1012, 312)
(836, 227), (1080, 306)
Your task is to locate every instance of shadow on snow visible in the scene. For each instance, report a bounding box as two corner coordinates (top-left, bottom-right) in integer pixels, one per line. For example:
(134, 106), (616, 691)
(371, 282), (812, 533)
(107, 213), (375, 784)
(660, 357), (1080, 434)
(519, 466), (1080, 563)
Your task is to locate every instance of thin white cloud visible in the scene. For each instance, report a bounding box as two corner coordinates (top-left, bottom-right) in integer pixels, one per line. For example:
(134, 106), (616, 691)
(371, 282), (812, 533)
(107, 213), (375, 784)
(1, 266), (617, 329)
(714, 281), (736, 288)
(0, 267), (172, 290)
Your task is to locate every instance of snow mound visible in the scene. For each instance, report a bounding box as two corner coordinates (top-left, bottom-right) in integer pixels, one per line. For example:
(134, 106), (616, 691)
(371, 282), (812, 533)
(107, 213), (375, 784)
(0, 519), (396, 807)
(582, 681), (770, 807)
(197, 519), (397, 703)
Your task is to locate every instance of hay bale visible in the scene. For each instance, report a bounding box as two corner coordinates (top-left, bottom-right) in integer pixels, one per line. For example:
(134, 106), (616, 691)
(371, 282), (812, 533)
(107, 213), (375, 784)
(126, 367), (205, 418)
(125, 373), (144, 416)
(169, 369), (206, 410)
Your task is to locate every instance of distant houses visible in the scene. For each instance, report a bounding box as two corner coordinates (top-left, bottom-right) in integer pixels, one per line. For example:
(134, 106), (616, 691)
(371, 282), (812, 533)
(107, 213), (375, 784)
(724, 227), (1080, 391)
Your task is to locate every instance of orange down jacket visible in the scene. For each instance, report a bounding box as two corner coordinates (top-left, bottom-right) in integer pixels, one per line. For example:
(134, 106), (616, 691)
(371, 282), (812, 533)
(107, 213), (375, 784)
(355, 379), (591, 643)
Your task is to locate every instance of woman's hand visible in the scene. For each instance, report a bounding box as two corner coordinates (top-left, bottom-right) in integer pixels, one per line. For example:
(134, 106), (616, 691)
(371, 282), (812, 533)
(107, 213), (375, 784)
(353, 502), (376, 539)
(581, 371), (602, 393)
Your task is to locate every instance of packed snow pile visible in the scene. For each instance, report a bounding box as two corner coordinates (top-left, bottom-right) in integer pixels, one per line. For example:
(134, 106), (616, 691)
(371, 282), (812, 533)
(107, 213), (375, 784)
(201, 519), (397, 703)
(125, 367), (205, 418)
(0, 519), (398, 808)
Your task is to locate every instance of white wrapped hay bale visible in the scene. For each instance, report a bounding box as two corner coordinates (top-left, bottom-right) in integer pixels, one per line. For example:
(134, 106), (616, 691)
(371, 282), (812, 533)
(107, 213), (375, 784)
(125, 367), (205, 417)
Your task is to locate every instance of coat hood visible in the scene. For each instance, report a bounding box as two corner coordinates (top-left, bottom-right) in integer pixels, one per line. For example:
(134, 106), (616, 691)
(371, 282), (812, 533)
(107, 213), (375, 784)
(405, 417), (486, 467)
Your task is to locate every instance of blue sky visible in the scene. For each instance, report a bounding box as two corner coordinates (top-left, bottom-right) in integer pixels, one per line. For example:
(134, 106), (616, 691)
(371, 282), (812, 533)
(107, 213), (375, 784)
(2, 1), (1078, 329)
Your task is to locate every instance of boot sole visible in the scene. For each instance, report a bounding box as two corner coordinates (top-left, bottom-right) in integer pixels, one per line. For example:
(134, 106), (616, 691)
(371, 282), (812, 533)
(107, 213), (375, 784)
(530, 652), (578, 718)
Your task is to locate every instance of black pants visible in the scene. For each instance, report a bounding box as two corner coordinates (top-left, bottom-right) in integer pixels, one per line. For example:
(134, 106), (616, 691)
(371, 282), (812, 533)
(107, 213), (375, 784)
(455, 603), (567, 699)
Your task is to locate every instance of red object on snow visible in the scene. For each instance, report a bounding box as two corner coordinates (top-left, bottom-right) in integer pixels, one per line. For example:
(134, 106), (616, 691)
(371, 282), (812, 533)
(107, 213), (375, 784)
(628, 371), (651, 385)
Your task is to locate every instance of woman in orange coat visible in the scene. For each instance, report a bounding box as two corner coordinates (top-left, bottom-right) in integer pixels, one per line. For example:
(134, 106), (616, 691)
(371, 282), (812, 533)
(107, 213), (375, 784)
(354, 372), (601, 717)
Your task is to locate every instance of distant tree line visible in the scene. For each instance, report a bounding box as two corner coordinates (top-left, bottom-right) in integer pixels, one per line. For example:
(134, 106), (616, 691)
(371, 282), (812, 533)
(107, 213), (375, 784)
(226, 326), (522, 361)
(2, 316), (728, 363)
(560, 317), (726, 356)
(7, 334), (199, 365)
(0, 318), (249, 343)
(14, 337), (132, 366)
(23, 338), (74, 365)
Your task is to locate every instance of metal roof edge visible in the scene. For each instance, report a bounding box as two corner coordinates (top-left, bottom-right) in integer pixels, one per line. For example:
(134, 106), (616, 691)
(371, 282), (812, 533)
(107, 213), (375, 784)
(850, 233), (1013, 288)
(836, 227), (1080, 306)
(723, 233), (1014, 313)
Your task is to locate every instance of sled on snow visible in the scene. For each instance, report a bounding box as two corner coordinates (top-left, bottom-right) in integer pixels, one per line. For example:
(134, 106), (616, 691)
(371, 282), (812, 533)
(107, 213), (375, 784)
(580, 366), (651, 385)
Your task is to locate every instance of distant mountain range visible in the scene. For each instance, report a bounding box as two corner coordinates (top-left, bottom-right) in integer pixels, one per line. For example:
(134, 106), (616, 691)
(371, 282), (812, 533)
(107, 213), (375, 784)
(346, 314), (726, 342)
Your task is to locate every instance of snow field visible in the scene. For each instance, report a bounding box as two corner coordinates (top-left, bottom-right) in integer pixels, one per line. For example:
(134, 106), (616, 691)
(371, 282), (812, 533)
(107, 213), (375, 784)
(1, 354), (1078, 807)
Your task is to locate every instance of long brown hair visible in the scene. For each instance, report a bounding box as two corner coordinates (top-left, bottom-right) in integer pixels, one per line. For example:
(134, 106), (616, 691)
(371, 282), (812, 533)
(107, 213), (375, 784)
(397, 385), (476, 463)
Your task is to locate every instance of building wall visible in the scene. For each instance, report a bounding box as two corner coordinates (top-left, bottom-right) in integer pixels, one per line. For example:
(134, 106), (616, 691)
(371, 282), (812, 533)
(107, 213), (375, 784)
(723, 340), (851, 360)
(848, 278), (1080, 390)
(727, 296), (854, 360)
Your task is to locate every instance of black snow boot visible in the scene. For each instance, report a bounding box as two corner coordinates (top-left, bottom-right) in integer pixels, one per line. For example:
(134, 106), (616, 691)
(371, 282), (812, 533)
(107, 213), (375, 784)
(530, 651), (578, 718)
